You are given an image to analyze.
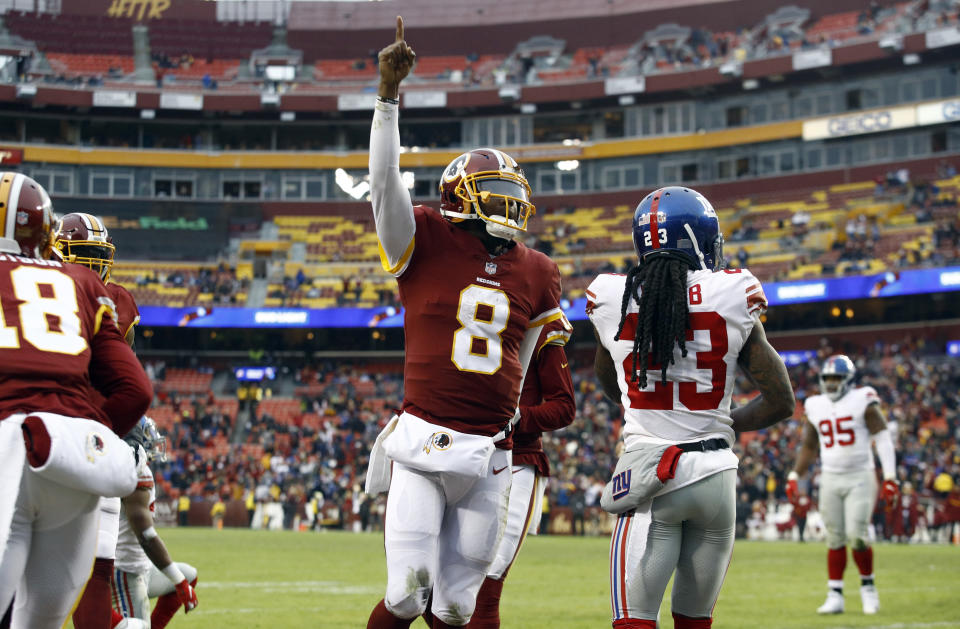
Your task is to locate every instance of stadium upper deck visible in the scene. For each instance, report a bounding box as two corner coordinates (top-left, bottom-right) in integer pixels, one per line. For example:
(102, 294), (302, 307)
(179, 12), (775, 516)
(0, 0), (956, 107)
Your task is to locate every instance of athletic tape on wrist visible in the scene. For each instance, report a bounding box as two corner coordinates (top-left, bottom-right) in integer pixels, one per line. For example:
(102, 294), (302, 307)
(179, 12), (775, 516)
(162, 562), (186, 585)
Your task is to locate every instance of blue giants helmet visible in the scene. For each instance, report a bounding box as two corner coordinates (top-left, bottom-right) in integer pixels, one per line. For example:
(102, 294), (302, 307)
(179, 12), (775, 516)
(819, 354), (856, 401)
(631, 186), (724, 271)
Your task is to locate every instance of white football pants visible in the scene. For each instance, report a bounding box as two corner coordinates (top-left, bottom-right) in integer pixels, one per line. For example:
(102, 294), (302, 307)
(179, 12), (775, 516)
(486, 464), (545, 580)
(113, 562), (197, 626)
(383, 449), (511, 626)
(97, 497), (122, 559)
(0, 414), (100, 629)
(819, 468), (877, 549)
(611, 469), (736, 622)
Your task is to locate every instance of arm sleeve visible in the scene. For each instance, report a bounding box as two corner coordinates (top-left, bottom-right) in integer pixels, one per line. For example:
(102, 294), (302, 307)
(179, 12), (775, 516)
(369, 99), (416, 276)
(89, 322), (153, 437)
(873, 428), (897, 480)
(518, 343), (576, 434)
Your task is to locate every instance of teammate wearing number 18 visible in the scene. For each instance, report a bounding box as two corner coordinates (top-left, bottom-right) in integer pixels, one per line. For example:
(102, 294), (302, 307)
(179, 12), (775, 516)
(366, 17), (562, 629)
(587, 187), (794, 628)
(0, 173), (152, 629)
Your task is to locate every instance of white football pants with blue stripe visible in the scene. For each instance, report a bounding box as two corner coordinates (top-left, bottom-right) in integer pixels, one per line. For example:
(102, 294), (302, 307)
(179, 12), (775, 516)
(610, 469), (736, 623)
(112, 562), (197, 626)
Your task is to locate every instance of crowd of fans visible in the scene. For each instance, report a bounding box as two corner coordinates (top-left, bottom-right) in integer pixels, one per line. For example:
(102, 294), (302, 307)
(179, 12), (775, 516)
(131, 263), (249, 306)
(143, 332), (960, 541)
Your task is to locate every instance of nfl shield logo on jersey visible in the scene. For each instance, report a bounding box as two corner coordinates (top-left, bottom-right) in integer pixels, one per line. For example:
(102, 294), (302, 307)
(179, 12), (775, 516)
(484, 261), (497, 275)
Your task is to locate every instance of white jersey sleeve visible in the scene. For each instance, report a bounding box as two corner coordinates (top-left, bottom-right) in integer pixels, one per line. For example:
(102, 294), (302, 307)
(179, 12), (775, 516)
(804, 386), (880, 474)
(369, 99), (415, 276)
(115, 460), (155, 574)
(587, 268), (765, 449)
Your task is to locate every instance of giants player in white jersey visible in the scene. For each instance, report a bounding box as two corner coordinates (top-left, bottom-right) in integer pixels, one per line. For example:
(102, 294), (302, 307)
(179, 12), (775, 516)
(112, 417), (198, 629)
(367, 17), (562, 629)
(587, 186), (795, 629)
(786, 355), (898, 616)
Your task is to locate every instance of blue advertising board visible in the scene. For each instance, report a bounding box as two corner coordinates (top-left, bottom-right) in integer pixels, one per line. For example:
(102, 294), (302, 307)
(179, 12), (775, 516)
(138, 266), (960, 328)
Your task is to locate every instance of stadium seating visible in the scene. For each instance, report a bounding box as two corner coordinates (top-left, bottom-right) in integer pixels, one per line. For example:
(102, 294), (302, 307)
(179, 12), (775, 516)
(144, 331), (960, 544)
(4, 2), (948, 92)
(110, 263), (248, 307)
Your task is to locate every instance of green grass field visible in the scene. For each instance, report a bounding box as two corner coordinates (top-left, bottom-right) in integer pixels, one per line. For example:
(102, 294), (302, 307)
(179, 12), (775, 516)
(108, 528), (960, 628)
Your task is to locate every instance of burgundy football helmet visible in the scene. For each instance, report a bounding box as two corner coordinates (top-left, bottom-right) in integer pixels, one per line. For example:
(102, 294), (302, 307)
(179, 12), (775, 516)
(53, 212), (116, 281)
(438, 148), (535, 240)
(0, 172), (55, 259)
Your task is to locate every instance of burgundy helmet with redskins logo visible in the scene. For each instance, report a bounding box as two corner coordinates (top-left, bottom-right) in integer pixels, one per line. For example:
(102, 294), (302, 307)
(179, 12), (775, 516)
(0, 172), (55, 259)
(438, 148), (534, 240)
(53, 213), (116, 281)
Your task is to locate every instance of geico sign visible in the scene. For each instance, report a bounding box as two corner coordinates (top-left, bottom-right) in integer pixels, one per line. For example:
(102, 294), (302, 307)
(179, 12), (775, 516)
(827, 111), (892, 136)
(943, 101), (960, 121)
(916, 99), (960, 126)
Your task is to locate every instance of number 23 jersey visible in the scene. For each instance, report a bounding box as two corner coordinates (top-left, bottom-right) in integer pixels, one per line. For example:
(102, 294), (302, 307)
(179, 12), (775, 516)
(397, 206), (562, 437)
(803, 386), (880, 474)
(587, 268), (766, 449)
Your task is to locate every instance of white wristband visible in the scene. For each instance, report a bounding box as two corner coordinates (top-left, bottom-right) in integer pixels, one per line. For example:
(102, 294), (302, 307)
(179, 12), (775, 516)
(162, 563), (186, 585)
(141, 526), (158, 541)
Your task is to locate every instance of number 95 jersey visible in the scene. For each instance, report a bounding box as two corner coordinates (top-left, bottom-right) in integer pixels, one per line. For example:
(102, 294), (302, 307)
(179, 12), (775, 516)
(587, 268), (767, 448)
(397, 206), (562, 436)
(803, 386), (880, 474)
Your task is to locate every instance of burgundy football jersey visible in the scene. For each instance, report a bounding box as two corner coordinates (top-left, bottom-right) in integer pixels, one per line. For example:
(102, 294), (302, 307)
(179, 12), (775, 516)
(107, 282), (140, 340)
(398, 206), (562, 439)
(513, 319), (575, 476)
(0, 254), (127, 425)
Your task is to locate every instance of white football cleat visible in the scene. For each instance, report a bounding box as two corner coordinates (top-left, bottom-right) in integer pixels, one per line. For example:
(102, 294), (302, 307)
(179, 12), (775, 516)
(861, 584), (879, 614)
(817, 590), (845, 614)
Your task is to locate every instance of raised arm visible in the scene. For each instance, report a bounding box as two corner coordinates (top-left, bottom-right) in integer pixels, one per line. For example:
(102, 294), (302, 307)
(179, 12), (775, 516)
(730, 320), (795, 434)
(370, 16), (417, 276)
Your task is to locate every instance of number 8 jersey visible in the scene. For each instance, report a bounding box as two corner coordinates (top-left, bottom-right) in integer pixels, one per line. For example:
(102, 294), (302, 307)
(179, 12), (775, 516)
(393, 207), (562, 439)
(803, 387), (880, 474)
(586, 268), (767, 449)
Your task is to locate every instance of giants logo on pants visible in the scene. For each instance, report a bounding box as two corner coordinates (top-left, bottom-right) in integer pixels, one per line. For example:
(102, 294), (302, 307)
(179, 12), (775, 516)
(611, 470), (632, 501)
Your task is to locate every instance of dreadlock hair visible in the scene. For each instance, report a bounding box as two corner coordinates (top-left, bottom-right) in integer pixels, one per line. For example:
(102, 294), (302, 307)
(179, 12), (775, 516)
(613, 253), (692, 389)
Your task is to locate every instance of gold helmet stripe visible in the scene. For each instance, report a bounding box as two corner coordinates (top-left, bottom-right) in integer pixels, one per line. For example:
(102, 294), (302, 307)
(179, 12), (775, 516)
(79, 212), (95, 233)
(5, 173), (25, 243)
(0, 173), (13, 240)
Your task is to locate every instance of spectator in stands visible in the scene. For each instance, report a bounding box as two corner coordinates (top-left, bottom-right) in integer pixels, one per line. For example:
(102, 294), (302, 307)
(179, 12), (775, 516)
(736, 247), (749, 268)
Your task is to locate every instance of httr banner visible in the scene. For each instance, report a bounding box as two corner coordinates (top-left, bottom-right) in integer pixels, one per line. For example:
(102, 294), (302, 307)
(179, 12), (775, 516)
(61, 0), (215, 20)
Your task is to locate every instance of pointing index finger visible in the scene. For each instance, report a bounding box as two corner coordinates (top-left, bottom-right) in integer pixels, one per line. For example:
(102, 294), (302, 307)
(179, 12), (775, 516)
(395, 16), (404, 42)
